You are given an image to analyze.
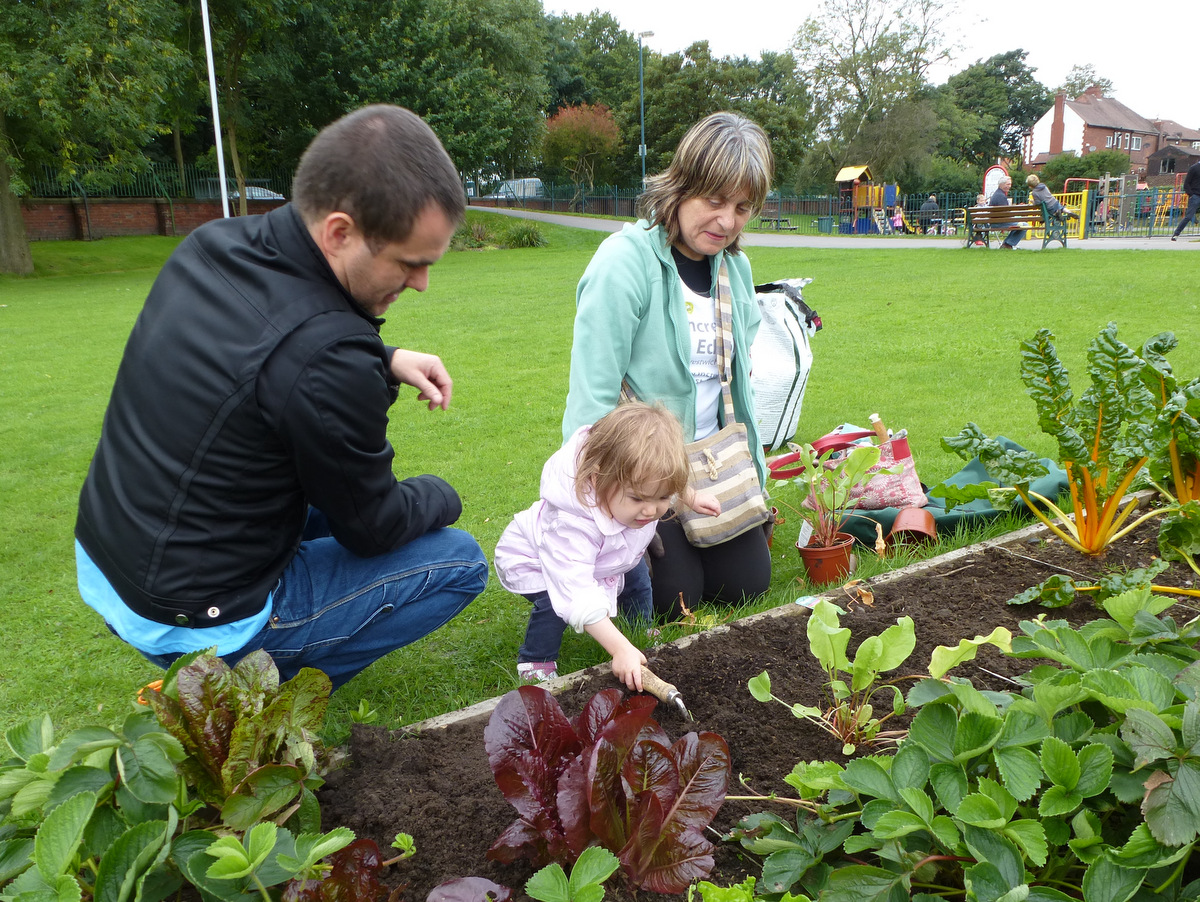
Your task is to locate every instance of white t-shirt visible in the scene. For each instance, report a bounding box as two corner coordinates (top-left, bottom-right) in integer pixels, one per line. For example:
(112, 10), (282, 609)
(683, 278), (721, 439)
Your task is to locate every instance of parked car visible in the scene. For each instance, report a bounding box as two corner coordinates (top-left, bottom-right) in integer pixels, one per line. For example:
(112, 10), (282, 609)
(482, 178), (545, 201)
(229, 185), (285, 201)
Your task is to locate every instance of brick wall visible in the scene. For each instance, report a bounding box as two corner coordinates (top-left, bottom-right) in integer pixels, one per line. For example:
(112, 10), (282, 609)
(20, 197), (286, 240)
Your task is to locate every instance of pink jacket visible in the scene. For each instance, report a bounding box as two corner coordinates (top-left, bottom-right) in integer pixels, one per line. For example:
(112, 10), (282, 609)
(493, 426), (658, 633)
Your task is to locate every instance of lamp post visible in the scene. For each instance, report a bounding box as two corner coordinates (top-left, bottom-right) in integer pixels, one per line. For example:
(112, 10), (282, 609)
(638, 31), (654, 188)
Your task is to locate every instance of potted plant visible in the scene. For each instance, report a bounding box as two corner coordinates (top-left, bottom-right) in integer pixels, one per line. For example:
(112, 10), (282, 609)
(768, 441), (894, 583)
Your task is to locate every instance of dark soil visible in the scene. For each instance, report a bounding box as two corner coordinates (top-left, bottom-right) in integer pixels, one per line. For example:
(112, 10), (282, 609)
(318, 521), (1198, 901)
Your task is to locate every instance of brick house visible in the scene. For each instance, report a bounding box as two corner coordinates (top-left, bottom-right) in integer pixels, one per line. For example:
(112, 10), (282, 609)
(1024, 86), (1161, 176)
(1145, 145), (1200, 188)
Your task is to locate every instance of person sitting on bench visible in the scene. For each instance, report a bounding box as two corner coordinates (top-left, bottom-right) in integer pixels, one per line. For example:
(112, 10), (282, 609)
(990, 177), (1023, 250)
(1025, 175), (1078, 221)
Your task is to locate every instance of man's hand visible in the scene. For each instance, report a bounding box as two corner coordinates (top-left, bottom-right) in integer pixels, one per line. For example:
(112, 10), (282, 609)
(390, 349), (452, 410)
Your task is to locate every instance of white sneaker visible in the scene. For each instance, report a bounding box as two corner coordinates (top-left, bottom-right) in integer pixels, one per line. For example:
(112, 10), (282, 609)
(517, 662), (558, 683)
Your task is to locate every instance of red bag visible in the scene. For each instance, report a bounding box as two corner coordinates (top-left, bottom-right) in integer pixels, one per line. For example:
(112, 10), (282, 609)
(770, 429), (927, 510)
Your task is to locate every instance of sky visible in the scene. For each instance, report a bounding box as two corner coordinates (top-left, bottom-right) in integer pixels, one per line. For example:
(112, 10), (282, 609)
(545, 0), (1198, 130)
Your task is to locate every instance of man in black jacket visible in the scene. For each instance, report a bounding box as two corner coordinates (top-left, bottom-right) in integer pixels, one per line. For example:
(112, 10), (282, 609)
(1171, 159), (1200, 241)
(75, 105), (488, 690)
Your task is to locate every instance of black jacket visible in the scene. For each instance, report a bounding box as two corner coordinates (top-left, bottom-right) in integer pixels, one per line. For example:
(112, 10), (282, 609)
(76, 205), (462, 627)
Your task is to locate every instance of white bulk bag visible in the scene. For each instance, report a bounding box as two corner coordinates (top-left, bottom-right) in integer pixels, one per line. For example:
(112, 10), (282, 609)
(750, 278), (820, 450)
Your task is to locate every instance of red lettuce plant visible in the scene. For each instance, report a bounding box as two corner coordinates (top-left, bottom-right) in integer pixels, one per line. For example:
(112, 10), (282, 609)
(483, 686), (730, 894)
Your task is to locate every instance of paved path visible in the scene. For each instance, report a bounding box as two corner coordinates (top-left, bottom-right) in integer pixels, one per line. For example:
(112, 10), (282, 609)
(473, 205), (1199, 251)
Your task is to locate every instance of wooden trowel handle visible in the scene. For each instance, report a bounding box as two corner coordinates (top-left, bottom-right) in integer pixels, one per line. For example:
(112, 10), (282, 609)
(640, 666), (677, 702)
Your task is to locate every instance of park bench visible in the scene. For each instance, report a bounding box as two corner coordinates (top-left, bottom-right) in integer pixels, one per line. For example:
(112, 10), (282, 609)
(758, 202), (798, 231)
(963, 202), (1068, 249)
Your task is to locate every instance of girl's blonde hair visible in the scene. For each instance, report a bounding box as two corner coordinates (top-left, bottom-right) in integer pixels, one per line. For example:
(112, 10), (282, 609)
(575, 403), (690, 507)
(637, 111), (775, 255)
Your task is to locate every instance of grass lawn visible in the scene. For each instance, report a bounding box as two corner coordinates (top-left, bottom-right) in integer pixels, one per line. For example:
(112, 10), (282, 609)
(2, 218), (1197, 742)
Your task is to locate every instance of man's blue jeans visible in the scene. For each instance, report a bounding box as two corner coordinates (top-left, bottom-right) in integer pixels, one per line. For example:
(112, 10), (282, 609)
(143, 511), (488, 690)
(517, 557), (652, 664)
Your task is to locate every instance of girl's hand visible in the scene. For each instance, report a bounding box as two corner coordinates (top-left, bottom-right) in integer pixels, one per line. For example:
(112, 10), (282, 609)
(611, 645), (648, 691)
(689, 490), (722, 517)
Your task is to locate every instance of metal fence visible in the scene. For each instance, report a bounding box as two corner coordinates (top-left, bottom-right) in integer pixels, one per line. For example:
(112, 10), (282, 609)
(28, 163), (294, 201)
(25, 168), (1198, 240)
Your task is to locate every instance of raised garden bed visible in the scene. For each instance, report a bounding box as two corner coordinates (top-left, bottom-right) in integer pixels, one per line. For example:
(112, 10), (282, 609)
(317, 518), (1198, 901)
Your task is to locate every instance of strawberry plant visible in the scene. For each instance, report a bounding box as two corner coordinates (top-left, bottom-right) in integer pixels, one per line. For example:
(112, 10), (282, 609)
(484, 685), (730, 894)
(747, 600), (1011, 755)
(723, 590), (1200, 901)
(0, 650), (392, 902)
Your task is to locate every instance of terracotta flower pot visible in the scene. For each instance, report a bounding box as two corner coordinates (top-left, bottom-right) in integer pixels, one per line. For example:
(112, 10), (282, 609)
(887, 506), (937, 551)
(796, 532), (856, 585)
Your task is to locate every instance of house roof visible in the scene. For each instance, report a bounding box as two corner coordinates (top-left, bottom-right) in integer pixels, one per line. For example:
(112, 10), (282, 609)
(1153, 119), (1200, 142)
(1066, 92), (1157, 133)
(1147, 144), (1200, 162)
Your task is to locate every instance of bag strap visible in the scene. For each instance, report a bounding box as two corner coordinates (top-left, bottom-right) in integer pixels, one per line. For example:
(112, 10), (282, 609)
(714, 262), (737, 426)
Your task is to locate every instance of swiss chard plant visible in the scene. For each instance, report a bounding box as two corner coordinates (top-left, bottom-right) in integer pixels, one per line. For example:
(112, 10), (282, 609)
(1140, 332), (1200, 507)
(0, 651), (390, 902)
(747, 600), (1011, 755)
(484, 685), (731, 894)
(723, 589), (1200, 902)
(936, 324), (1185, 556)
(1007, 560), (1200, 608)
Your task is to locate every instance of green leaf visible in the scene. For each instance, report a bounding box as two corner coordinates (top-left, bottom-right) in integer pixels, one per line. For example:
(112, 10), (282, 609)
(525, 862), (569, 902)
(1002, 820), (1048, 867)
(45, 728), (121, 772)
(871, 811), (927, 839)
(956, 793), (1006, 829)
(1075, 744), (1114, 798)
(761, 848), (818, 895)
(0, 837), (35, 883)
(928, 628), (1012, 679)
(115, 738), (181, 805)
(929, 762), (968, 814)
(6, 715), (54, 762)
(748, 672), (772, 702)
(1142, 759), (1200, 845)
(1040, 737), (1080, 790)
(994, 747), (1043, 802)
(92, 818), (171, 902)
(278, 828), (356, 875)
(34, 790), (96, 882)
(1121, 709), (1177, 767)
(909, 705), (957, 762)
(898, 787), (935, 823)
(888, 744), (929, 794)
(1079, 857), (1146, 902)
(953, 711), (1004, 763)
(569, 846), (619, 894)
(1038, 785), (1083, 818)
(818, 865), (908, 902)
(807, 601), (851, 675)
(962, 825), (1024, 887)
(841, 758), (897, 801)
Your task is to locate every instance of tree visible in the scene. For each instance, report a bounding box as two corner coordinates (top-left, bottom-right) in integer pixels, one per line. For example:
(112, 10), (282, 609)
(542, 104), (620, 195)
(1058, 64), (1114, 99)
(793, 0), (951, 174)
(0, 0), (183, 272)
(941, 50), (1051, 164)
(1042, 148), (1129, 191)
(354, 0), (549, 183)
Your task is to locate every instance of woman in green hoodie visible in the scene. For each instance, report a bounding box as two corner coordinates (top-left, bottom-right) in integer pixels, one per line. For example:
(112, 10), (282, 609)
(562, 111), (775, 619)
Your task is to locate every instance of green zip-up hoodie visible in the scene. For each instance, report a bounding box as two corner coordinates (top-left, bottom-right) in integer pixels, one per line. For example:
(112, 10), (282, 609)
(562, 220), (766, 485)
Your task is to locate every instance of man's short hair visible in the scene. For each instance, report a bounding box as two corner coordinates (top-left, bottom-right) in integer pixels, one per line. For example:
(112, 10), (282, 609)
(929, 194), (936, 201)
(293, 105), (465, 250)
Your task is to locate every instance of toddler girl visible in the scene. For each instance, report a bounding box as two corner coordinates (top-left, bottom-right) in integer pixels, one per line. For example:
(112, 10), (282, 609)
(494, 403), (720, 690)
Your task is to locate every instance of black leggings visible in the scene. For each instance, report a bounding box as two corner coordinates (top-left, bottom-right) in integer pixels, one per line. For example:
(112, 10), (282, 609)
(650, 517), (772, 619)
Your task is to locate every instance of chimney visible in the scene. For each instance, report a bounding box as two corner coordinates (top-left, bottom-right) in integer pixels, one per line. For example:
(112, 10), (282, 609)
(1085, 84), (1104, 98)
(1050, 92), (1065, 156)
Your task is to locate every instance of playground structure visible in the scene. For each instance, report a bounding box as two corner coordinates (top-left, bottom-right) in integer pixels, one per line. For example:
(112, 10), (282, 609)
(834, 166), (909, 234)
